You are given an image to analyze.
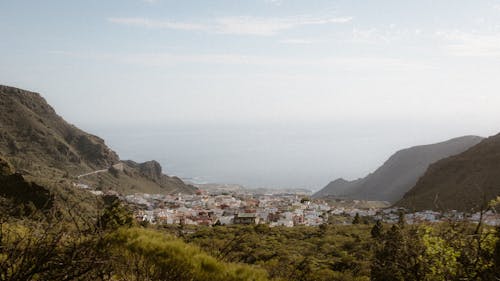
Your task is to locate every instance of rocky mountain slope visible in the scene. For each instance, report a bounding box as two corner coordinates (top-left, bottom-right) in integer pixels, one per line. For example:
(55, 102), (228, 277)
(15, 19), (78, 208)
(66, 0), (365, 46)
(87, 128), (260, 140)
(78, 160), (197, 195)
(313, 136), (483, 202)
(0, 85), (118, 175)
(396, 133), (500, 211)
(0, 85), (196, 195)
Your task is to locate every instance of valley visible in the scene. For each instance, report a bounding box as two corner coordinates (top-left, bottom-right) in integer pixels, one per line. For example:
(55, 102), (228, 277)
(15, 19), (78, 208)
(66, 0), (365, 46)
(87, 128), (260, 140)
(1, 85), (500, 281)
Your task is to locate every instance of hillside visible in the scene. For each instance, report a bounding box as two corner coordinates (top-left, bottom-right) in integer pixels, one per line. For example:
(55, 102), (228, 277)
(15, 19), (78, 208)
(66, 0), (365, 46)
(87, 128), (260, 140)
(0, 85), (196, 195)
(313, 136), (483, 202)
(396, 133), (500, 211)
(313, 178), (362, 199)
(0, 156), (53, 211)
(0, 85), (119, 176)
(78, 160), (197, 195)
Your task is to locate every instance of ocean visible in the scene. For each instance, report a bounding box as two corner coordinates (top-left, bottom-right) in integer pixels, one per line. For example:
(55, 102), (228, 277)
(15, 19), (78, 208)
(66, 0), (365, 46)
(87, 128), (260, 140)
(86, 121), (464, 191)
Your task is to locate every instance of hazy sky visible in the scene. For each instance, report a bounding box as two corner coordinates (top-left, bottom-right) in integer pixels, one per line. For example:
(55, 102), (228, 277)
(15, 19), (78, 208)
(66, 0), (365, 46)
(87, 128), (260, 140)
(1, 1), (500, 189)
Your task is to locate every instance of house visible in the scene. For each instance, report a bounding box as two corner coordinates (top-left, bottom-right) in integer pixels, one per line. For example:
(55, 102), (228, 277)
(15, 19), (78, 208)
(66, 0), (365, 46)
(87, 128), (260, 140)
(233, 213), (259, 225)
(216, 216), (234, 225)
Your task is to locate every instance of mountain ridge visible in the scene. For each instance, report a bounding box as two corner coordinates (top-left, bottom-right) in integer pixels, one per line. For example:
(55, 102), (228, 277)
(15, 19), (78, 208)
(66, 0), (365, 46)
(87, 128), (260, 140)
(313, 135), (484, 202)
(0, 84), (196, 195)
(396, 133), (500, 211)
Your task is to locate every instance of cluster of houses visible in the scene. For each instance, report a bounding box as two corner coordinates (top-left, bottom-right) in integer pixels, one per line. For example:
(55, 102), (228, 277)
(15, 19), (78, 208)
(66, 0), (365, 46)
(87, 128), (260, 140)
(125, 192), (331, 227)
(74, 182), (500, 227)
(122, 191), (500, 227)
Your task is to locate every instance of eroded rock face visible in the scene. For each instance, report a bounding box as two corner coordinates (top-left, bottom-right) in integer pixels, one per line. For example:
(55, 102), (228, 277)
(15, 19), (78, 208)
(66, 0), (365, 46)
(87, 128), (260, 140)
(73, 134), (119, 168)
(125, 160), (164, 183)
(138, 160), (163, 182)
(0, 85), (119, 173)
(120, 159), (197, 194)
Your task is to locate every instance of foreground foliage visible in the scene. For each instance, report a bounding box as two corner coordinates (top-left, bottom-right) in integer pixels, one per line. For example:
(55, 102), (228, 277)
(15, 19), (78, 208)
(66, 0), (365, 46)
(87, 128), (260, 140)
(107, 227), (268, 281)
(0, 199), (267, 281)
(176, 224), (373, 281)
(371, 222), (499, 281)
(164, 218), (500, 281)
(1, 194), (500, 281)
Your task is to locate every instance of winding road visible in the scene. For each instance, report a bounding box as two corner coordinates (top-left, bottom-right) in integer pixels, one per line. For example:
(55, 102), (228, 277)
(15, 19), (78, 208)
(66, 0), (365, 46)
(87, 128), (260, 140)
(77, 163), (124, 179)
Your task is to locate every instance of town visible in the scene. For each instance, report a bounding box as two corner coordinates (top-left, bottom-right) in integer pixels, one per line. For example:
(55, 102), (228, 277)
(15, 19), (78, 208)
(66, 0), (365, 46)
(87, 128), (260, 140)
(117, 189), (500, 227)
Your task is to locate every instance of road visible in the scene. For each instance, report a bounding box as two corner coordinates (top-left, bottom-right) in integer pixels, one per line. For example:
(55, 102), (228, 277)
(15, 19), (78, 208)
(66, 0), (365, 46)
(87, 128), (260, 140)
(76, 163), (124, 179)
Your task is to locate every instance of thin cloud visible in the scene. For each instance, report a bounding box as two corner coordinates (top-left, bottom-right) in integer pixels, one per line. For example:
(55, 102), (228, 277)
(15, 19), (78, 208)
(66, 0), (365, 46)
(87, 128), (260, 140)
(437, 30), (500, 58)
(280, 39), (313, 44)
(348, 26), (424, 44)
(108, 15), (352, 36)
(107, 17), (208, 31)
(265, 0), (283, 5)
(52, 50), (432, 72)
(215, 16), (352, 36)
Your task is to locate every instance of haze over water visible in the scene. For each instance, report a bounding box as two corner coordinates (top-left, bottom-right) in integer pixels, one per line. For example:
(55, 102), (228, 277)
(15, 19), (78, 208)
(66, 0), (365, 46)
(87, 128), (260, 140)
(88, 120), (494, 191)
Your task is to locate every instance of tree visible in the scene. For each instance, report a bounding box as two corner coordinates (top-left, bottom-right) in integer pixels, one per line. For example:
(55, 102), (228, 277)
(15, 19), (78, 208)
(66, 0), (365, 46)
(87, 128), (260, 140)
(352, 213), (361, 225)
(300, 197), (310, 204)
(98, 195), (134, 230)
(371, 224), (405, 281)
(493, 226), (500, 277)
(0, 208), (111, 281)
(397, 210), (406, 228)
(371, 220), (383, 239)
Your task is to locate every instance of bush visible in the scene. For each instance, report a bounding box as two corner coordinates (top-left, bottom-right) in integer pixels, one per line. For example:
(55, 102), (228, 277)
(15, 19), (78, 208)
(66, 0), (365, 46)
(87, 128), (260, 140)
(106, 227), (269, 281)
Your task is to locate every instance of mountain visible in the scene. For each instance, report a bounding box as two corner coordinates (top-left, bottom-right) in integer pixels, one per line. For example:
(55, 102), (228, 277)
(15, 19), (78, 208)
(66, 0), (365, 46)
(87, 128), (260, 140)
(312, 178), (359, 199)
(0, 85), (119, 175)
(313, 136), (484, 202)
(0, 85), (196, 195)
(396, 133), (500, 211)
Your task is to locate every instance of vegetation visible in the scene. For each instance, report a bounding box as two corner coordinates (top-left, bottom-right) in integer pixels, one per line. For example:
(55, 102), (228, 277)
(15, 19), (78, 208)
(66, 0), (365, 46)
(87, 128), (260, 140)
(181, 222), (499, 281)
(0, 199), (268, 281)
(2, 184), (500, 281)
(178, 223), (373, 281)
(1, 155), (500, 281)
(371, 221), (498, 280)
(107, 227), (268, 281)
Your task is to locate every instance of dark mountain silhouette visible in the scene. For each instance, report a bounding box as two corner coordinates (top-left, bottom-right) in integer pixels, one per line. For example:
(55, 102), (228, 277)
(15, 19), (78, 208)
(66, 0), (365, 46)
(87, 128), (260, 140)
(313, 136), (483, 202)
(0, 85), (196, 195)
(396, 133), (500, 211)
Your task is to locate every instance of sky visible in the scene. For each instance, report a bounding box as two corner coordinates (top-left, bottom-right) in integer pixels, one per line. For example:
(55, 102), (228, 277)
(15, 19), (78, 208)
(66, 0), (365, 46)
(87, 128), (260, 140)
(1, 0), (500, 189)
